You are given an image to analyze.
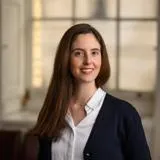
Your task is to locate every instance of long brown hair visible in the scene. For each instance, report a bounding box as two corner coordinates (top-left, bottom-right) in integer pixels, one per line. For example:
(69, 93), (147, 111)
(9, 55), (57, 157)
(31, 23), (110, 139)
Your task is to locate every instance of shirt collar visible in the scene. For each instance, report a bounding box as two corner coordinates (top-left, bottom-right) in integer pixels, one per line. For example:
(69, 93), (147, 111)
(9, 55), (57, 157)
(85, 88), (106, 112)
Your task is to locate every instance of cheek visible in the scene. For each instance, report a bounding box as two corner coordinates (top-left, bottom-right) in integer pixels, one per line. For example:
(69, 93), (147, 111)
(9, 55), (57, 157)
(95, 56), (102, 68)
(70, 57), (82, 68)
(70, 58), (77, 69)
(70, 58), (80, 75)
(99, 57), (102, 66)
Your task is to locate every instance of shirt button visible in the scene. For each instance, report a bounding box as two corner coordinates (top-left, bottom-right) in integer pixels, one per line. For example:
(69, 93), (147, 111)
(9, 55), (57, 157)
(85, 153), (90, 156)
(84, 153), (91, 160)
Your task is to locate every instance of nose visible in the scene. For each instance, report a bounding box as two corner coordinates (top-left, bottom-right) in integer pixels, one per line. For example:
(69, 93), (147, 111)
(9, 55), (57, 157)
(83, 54), (92, 64)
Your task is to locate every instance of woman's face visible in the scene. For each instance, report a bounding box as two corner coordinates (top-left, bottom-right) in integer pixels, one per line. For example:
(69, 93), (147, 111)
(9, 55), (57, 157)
(70, 33), (101, 85)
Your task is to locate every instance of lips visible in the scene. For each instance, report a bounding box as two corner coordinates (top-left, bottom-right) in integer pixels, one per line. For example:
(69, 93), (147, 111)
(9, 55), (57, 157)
(80, 68), (94, 74)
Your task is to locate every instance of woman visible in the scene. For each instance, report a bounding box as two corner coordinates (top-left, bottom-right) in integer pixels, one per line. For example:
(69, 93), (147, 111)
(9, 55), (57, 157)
(31, 23), (151, 160)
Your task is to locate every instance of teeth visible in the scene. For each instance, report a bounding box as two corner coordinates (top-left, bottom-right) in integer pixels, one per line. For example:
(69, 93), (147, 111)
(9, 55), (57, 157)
(81, 68), (93, 73)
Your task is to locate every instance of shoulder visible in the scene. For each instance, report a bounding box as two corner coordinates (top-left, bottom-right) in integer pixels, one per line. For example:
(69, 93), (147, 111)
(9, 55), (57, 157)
(98, 92), (151, 159)
(104, 93), (141, 120)
(102, 93), (146, 143)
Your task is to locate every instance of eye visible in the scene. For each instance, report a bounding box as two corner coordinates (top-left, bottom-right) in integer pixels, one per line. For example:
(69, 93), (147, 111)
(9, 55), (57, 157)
(92, 51), (100, 56)
(72, 51), (84, 57)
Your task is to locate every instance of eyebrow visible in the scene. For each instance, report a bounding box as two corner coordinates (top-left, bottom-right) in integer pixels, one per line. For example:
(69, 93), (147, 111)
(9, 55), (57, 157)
(91, 48), (101, 51)
(71, 48), (100, 52)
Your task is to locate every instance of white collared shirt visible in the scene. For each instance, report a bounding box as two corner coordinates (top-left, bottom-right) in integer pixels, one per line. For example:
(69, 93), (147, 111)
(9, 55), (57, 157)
(51, 88), (106, 160)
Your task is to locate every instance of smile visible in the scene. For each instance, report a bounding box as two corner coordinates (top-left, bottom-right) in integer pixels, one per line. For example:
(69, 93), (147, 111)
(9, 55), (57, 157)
(80, 68), (94, 73)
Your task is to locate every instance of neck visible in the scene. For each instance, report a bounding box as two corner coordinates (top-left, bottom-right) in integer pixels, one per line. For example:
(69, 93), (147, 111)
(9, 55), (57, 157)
(72, 82), (98, 106)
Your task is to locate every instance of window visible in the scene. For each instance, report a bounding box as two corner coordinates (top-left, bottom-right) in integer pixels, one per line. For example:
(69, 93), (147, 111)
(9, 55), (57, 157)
(31, 0), (157, 92)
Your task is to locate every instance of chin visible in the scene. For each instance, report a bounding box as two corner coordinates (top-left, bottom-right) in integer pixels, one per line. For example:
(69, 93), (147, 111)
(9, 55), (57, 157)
(74, 73), (99, 84)
(78, 78), (97, 84)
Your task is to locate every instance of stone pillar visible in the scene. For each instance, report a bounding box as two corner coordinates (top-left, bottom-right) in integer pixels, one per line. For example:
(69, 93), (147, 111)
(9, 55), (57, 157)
(152, 1), (160, 159)
(0, 0), (2, 122)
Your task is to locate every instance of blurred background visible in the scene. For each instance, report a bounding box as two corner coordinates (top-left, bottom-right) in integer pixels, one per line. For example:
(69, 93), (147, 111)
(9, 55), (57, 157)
(0, 0), (160, 159)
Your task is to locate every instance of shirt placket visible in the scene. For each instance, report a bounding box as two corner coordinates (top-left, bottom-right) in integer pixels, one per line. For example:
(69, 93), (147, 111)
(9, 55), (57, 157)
(66, 115), (77, 160)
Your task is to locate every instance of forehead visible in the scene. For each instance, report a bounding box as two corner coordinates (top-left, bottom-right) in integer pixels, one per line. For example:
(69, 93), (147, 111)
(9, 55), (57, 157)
(71, 33), (100, 49)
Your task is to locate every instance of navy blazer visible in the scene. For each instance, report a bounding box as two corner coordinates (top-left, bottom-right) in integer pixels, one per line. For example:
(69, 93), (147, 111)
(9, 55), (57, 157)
(38, 93), (151, 160)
